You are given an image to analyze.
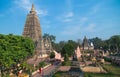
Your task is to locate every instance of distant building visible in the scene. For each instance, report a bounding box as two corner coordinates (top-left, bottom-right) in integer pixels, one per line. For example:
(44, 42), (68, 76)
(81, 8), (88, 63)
(22, 4), (52, 58)
(83, 36), (89, 50)
(75, 46), (82, 60)
(82, 36), (94, 50)
(43, 38), (52, 54)
(53, 50), (64, 61)
(89, 42), (94, 50)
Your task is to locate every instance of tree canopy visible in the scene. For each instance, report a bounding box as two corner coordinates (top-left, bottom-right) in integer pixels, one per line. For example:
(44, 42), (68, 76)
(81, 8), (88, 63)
(108, 35), (120, 52)
(89, 37), (104, 49)
(61, 40), (77, 57)
(50, 52), (55, 58)
(43, 33), (56, 42)
(89, 35), (120, 52)
(0, 34), (35, 73)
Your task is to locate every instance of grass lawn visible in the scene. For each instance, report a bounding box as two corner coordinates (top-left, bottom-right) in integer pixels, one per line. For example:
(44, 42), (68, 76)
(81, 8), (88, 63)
(84, 63), (120, 77)
(102, 64), (120, 75)
(53, 62), (120, 77)
(52, 71), (66, 77)
(85, 73), (120, 77)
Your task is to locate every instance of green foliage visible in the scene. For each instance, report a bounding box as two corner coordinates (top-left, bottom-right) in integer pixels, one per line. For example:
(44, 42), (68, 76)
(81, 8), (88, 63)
(104, 57), (112, 62)
(39, 61), (46, 68)
(53, 71), (64, 77)
(59, 41), (66, 49)
(53, 73), (61, 77)
(0, 34), (35, 73)
(62, 54), (71, 66)
(109, 35), (120, 52)
(50, 52), (55, 58)
(18, 61), (35, 76)
(43, 33), (59, 52)
(61, 40), (77, 57)
(102, 64), (120, 75)
(84, 73), (120, 77)
(83, 50), (94, 54)
(89, 37), (104, 49)
(61, 61), (66, 66)
(64, 54), (69, 61)
(52, 41), (66, 52)
(43, 33), (56, 42)
(61, 60), (71, 66)
(89, 35), (120, 52)
(85, 64), (120, 77)
(52, 42), (61, 52)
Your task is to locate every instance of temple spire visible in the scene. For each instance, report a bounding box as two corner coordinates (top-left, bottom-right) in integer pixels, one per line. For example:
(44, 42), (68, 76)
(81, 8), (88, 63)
(31, 4), (35, 11)
(23, 3), (42, 49)
(30, 4), (36, 14)
(84, 36), (87, 39)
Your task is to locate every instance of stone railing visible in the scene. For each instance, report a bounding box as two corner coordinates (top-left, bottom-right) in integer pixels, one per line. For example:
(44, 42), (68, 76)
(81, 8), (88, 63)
(32, 64), (51, 75)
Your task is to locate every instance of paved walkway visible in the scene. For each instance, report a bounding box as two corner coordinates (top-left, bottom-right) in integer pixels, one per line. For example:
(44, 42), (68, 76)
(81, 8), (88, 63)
(27, 57), (47, 66)
(32, 65), (56, 77)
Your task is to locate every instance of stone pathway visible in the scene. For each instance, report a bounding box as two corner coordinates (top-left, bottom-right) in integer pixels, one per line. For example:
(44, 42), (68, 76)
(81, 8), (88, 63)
(32, 65), (56, 77)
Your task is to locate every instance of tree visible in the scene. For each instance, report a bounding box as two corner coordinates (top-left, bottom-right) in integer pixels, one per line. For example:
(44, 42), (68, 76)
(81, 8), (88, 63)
(0, 34), (35, 75)
(89, 35), (120, 53)
(39, 61), (46, 68)
(50, 52), (55, 58)
(59, 41), (66, 49)
(64, 54), (69, 61)
(43, 33), (57, 51)
(52, 43), (61, 52)
(61, 40), (77, 57)
(89, 37), (104, 49)
(102, 40), (109, 51)
(43, 33), (56, 42)
(109, 35), (120, 52)
(52, 41), (66, 52)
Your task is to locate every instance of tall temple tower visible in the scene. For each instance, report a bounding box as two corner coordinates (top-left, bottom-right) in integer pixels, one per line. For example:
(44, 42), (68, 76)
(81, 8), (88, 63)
(23, 4), (45, 57)
(82, 36), (94, 50)
(83, 36), (89, 50)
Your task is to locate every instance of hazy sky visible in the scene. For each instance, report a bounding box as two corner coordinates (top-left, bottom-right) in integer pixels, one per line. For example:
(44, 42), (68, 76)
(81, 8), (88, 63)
(0, 0), (120, 42)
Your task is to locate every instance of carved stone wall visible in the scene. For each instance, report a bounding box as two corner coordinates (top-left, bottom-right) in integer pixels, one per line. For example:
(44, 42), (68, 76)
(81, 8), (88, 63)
(23, 4), (43, 54)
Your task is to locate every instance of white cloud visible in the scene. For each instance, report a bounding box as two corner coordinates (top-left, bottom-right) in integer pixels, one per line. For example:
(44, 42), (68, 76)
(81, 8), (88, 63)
(85, 23), (96, 32)
(65, 12), (74, 18)
(66, 0), (72, 11)
(61, 25), (80, 35)
(57, 12), (74, 22)
(14, 0), (31, 11)
(81, 17), (88, 21)
(62, 18), (73, 22)
(41, 20), (51, 29)
(42, 25), (50, 29)
(80, 17), (88, 24)
(89, 3), (102, 15)
(92, 5), (99, 14)
(36, 9), (48, 16)
(62, 0), (73, 22)
(14, 0), (48, 16)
